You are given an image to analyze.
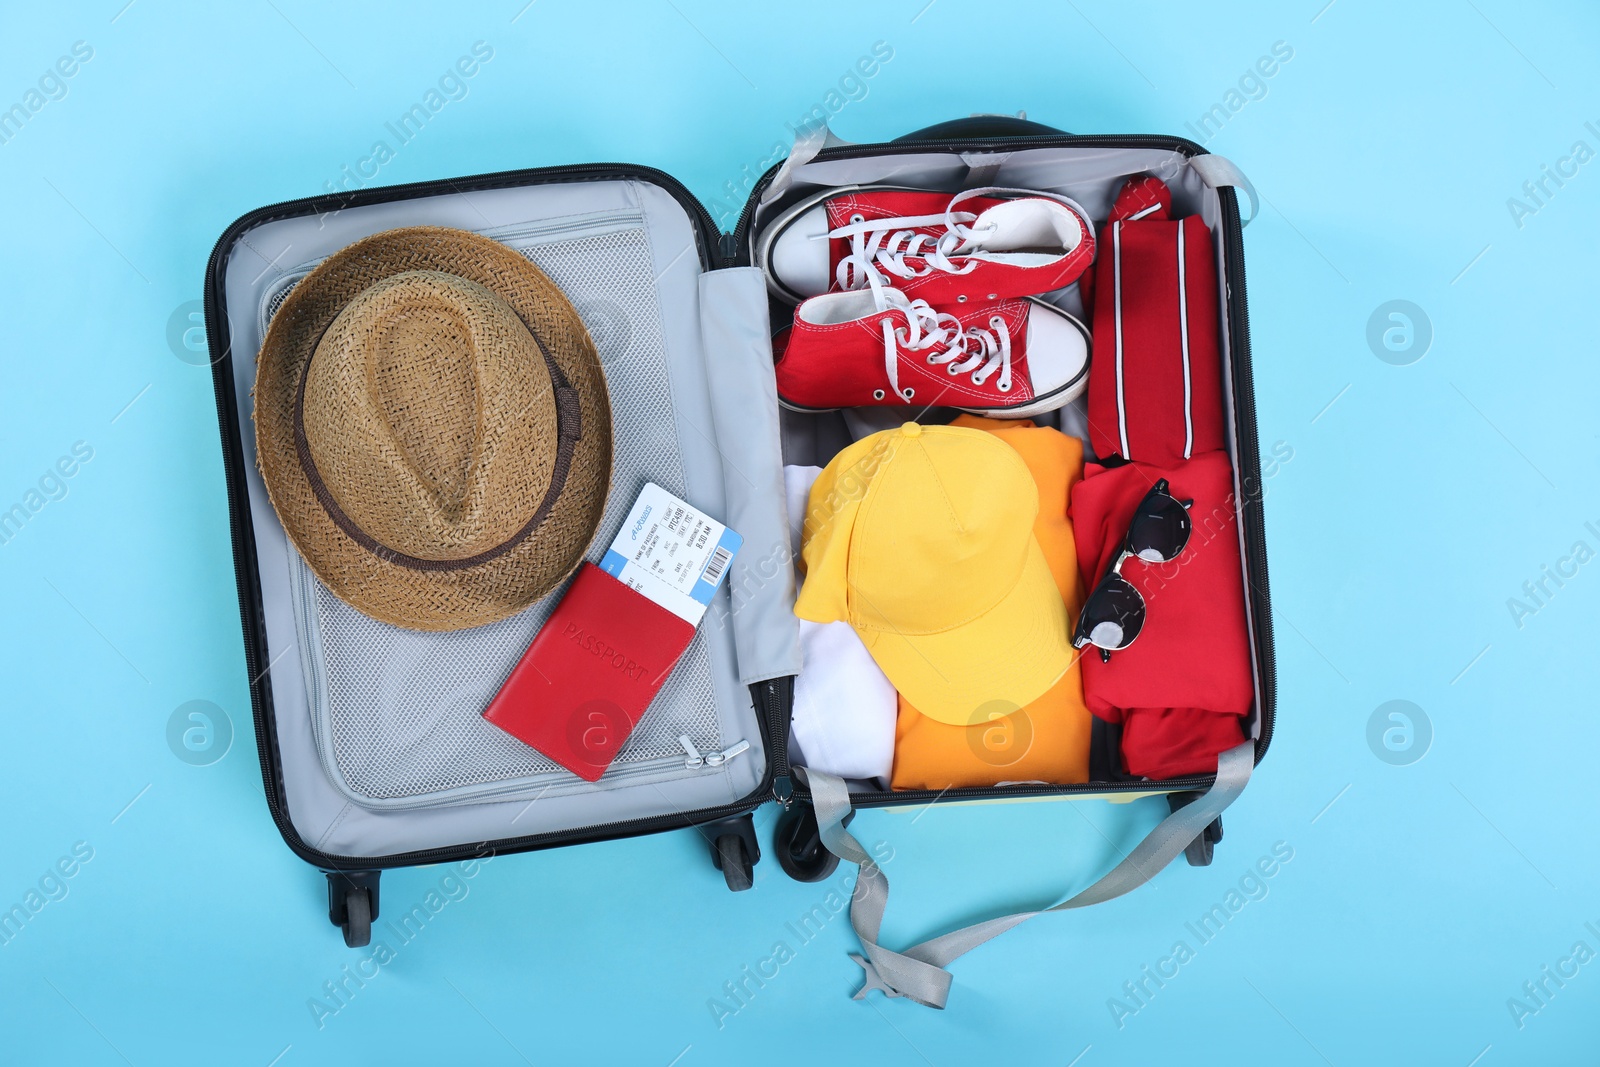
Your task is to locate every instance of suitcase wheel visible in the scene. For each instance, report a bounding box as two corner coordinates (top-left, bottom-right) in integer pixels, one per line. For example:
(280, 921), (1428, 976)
(716, 834), (754, 891)
(326, 870), (381, 947)
(705, 813), (760, 892)
(1183, 817), (1224, 867)
(341, 887), (373, 947)
(1167, 792), (1224, 868)
(773, 803), (840, 883)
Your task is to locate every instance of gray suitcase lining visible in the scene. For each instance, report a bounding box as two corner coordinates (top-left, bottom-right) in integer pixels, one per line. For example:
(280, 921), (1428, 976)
(751, 145), (1264, 791)
(221, 180), (793, 856)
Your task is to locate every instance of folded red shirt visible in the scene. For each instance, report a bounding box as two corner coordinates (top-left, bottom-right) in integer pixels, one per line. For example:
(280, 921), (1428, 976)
(1085, 176), (1225, 467)
(1070, 451), (1251, 779)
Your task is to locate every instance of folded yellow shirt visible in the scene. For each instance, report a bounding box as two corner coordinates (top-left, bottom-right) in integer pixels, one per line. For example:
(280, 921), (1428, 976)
(890, 416), (1091, 789)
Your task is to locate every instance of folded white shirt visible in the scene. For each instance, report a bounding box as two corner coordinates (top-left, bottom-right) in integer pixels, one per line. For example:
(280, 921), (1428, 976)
(784, 464), (897, 784)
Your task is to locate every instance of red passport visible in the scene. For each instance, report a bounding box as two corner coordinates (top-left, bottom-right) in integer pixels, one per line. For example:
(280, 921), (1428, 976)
(484, 563), (696, 781)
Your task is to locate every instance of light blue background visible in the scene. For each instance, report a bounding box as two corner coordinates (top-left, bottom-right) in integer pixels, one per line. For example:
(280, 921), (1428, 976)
(3, 1), (1598, 1063)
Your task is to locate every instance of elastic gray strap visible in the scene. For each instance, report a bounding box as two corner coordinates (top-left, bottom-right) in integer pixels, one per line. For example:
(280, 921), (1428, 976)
(1189, 154), (1257, 226)
(758, 123), (856, 209)
(959, 155), (1005, 189)
(810, 771), (954, 1007)
(811, 740), (1255, 1009)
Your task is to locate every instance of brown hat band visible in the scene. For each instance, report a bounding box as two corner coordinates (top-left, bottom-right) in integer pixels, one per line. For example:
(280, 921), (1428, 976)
(290, 323), (584, 574)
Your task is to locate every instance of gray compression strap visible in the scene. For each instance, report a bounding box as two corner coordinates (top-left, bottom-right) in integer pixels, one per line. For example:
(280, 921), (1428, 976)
(758, 123), (856, 209)
(1189, 154), (1258, 226)
(810, 739), (1255, 1009)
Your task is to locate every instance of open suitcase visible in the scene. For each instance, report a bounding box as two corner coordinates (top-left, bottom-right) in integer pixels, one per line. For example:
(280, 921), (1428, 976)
(203, 114), (1274, 1008)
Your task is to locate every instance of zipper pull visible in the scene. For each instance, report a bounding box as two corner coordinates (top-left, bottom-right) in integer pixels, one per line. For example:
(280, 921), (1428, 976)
(678, 735), (750, 769)
(705, 740), (750, 767)
(773, 773), (794, 809)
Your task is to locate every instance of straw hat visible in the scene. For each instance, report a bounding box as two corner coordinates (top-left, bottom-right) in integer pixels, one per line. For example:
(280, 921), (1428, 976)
(253, 226), (612, 632)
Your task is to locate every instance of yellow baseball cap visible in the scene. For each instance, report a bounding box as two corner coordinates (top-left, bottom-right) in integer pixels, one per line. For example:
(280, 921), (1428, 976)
(795, 423), (1071, 726)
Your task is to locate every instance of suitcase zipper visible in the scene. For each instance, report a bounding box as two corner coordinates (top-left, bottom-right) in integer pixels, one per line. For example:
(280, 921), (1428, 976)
(728, 133), (1215, 265)
(345, 749), (753, 812)
(752, 677), (795, 807)
(256, 208), (654, 330)
(1216, 194), (1276, 763)
(678, 736), (751, 770)
(477, 208), (649, 246)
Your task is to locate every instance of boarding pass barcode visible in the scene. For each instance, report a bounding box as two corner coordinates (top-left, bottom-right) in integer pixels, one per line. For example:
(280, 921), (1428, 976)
(703, 546), (732, 585)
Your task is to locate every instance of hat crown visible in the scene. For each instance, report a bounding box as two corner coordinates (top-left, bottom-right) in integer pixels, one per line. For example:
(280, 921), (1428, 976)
(254, 226), (612, 632)
(299, 270), (559, 562)
(850, 427), (1038, 634)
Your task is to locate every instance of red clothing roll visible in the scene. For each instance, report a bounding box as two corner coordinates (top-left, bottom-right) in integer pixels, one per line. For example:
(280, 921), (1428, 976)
(1086, 178), (1225, 467)
(1070, 451), (1251, 779)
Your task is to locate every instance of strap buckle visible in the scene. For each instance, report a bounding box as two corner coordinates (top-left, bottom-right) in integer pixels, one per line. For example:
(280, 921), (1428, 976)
(849, 954), (904, 1000)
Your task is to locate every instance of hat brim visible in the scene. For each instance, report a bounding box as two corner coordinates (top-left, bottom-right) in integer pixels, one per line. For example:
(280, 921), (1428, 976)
(253, 226), (613, 632)
(859, 539), (1072, 725)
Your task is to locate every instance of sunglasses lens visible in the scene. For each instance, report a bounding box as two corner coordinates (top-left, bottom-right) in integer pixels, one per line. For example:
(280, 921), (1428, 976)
(1072, 573), (1146, 652)
(1127, 480), (1191, 563)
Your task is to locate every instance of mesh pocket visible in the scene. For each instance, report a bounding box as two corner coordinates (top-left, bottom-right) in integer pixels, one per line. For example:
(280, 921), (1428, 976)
(291, 224), (724, 802)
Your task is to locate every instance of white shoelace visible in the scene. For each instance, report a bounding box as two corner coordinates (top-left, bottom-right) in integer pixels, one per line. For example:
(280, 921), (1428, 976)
(821, 187), (1002, 301)
(816, 186), (1096, 302)
(876, 293), (1013, 402)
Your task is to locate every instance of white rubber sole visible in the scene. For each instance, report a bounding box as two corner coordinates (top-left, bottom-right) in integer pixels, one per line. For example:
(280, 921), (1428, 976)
(774, 299), (1091, 418)
(983, 299), (1090, 418)
(754, 184), (927, 305)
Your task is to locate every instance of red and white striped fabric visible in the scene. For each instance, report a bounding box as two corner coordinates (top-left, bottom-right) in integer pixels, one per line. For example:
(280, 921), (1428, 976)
(1085, 176), (1225, 466)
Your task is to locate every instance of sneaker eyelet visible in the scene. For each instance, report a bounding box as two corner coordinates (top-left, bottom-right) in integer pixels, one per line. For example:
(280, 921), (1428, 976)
(902, 388), (915, 399)
(987, 293), (998, 301)
(851, 213), (865, 224)
(947, 364), (961, 375)
(927, 354), (938, 363)
(956, 295), (968, 303)
(872, 389), (885, 400)
(990, 317), (1003, 328)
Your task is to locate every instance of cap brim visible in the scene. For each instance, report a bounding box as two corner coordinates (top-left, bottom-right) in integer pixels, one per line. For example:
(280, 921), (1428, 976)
(859, 539), (1072, 726)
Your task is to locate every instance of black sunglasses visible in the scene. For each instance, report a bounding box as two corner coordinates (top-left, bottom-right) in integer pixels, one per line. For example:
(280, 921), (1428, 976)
(1071, 478), (1192, 662)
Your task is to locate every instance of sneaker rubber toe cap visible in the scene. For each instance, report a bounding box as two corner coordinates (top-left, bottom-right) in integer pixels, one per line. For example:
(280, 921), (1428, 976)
(1023, 303), (1091, 400)
(766, 205), (832, 299)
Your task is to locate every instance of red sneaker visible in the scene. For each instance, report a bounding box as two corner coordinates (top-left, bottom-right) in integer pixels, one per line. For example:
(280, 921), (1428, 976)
(757, 186), (1095, 305)
(773, 289), (1089, 418)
